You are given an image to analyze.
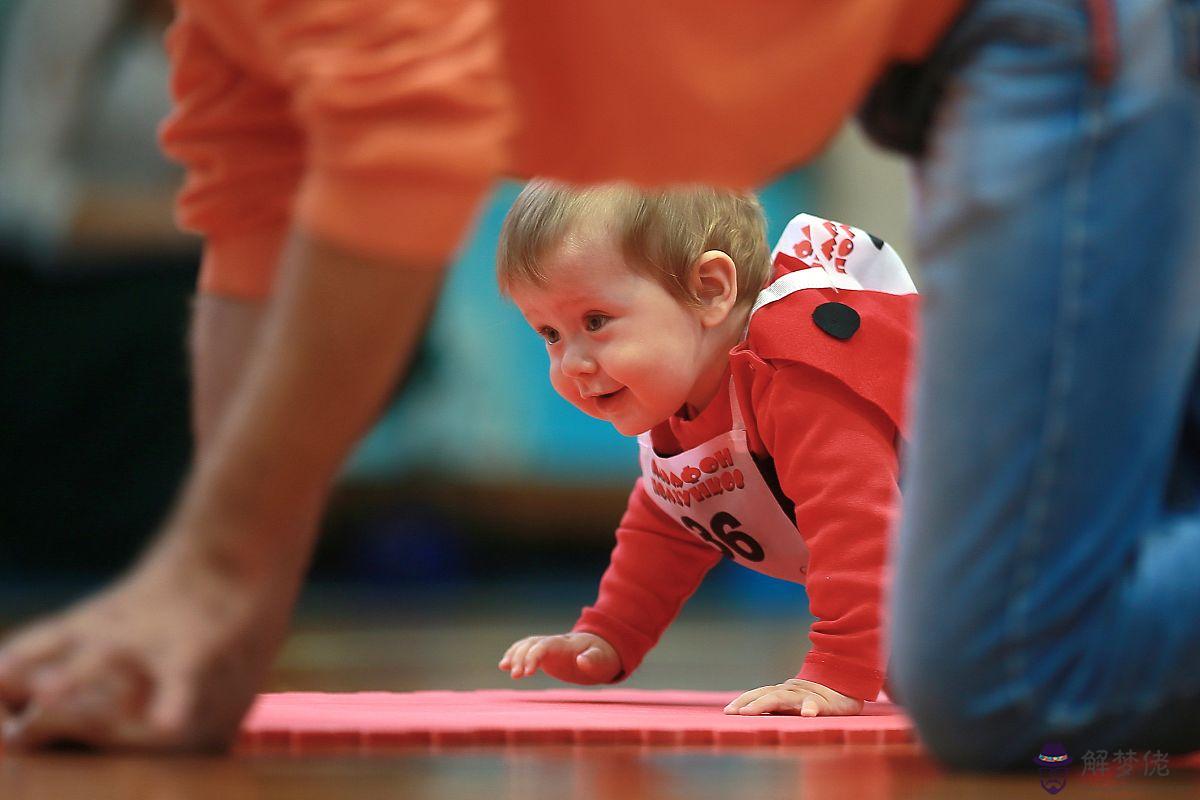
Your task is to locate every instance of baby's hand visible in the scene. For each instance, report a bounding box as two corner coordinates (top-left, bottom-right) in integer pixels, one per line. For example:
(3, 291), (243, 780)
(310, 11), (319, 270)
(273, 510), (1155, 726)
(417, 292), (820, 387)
(723, 678), (864, 717)
(498, 633), (620, 685)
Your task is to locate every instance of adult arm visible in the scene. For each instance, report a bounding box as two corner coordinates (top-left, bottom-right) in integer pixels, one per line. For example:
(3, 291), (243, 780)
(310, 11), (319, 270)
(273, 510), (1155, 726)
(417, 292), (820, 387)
(0, 0), (507, 751)
(0, 235), (444, 750)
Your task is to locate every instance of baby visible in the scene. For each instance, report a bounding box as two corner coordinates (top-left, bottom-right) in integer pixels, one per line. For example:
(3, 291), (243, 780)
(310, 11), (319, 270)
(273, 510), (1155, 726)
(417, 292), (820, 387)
(496, 181), (916, 716)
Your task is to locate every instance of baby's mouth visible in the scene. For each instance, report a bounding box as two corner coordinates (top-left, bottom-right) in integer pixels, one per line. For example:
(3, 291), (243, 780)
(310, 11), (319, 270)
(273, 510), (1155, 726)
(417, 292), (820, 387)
(594, 388), (625, 405)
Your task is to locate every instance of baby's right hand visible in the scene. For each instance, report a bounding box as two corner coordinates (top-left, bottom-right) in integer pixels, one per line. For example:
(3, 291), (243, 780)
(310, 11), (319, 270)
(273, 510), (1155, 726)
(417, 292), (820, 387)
(498, 633), (620, 685)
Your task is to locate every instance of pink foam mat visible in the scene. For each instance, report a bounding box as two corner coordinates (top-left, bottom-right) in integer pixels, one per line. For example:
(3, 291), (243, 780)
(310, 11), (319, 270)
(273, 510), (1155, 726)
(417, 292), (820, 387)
(238, 689), (914, 750)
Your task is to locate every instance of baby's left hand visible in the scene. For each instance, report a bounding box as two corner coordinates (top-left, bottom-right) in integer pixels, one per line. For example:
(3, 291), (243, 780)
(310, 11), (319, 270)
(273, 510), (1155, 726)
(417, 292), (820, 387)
(723, 678), (864, 717)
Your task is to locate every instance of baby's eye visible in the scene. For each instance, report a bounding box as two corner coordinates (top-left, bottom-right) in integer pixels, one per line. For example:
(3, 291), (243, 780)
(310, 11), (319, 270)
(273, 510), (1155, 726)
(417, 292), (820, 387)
(539, 327), (560, 345)
(585, 314), (609, 332)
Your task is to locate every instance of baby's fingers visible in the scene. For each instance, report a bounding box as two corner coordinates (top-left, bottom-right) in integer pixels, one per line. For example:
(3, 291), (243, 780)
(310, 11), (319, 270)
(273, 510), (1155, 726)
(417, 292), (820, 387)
(519, 639), (553, 678)
(505, 637), (554, 679)
(723, 685), (776, 715)
(499, 636), (539, 673)
(738, 689), (823, 717)
(498, 639), (523, 671)
(522, 636), (577, 678)
(506, 639), (537, 679)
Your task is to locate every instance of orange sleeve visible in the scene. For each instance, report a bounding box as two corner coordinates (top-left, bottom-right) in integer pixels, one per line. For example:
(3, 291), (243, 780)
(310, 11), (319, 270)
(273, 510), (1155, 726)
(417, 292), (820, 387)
(265, 0), (511, 267)
(161, 0), (511, 300)
(159, 8), (300, 299)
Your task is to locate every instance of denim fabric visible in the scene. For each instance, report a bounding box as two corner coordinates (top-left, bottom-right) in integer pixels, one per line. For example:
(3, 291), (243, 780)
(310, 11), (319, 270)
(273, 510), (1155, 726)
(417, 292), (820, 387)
(890, 0), (1200, 769)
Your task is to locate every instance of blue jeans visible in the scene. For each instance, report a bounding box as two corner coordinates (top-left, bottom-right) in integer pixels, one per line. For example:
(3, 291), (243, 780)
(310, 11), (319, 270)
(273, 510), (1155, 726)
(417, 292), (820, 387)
(890, 0), (1200, 769)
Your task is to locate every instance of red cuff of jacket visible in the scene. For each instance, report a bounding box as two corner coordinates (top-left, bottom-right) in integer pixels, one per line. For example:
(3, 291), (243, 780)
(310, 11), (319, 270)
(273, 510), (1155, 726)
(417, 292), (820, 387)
(573, 607), (657, 683)
(797, 652), (884, 701)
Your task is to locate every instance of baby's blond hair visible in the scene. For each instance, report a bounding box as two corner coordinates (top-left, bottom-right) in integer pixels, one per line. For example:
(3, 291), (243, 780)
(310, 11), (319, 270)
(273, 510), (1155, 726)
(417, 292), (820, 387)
(497, 180), (771, 307)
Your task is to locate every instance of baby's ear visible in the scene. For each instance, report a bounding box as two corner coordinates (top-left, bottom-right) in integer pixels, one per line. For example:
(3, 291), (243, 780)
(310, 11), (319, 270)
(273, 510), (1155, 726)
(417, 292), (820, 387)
(689, 250), (739, 327)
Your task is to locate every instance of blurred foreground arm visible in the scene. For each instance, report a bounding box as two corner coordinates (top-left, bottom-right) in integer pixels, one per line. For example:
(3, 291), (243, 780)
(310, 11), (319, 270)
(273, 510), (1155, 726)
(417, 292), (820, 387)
(0, 236), (443, 751)
(0, 0), (506, 752)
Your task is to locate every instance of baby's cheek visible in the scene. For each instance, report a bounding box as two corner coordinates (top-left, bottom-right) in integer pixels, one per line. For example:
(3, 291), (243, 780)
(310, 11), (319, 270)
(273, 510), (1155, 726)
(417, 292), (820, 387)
(548, 368), (587, 410)
(632, 357), (684, 397)
(609, 344), (658, 384)
(547, 366), (571, 398)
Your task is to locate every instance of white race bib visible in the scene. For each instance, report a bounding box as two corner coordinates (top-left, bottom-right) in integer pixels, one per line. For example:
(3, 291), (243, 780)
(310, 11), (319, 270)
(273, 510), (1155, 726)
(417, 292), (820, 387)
(638, 383), (809, 583)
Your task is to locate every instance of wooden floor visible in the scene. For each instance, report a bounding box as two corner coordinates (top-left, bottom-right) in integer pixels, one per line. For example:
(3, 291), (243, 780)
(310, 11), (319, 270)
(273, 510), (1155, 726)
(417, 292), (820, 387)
(1, 581), (1197, 799)
(5, 741), (1198, 799)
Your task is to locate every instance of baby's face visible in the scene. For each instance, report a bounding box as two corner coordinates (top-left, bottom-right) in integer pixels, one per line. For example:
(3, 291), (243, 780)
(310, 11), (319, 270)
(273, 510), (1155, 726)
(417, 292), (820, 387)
(510, 233), (709, 436)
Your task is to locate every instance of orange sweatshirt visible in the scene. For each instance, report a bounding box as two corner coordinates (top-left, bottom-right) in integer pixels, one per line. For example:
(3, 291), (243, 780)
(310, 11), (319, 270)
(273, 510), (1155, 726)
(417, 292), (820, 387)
(161, 0), (964, 299)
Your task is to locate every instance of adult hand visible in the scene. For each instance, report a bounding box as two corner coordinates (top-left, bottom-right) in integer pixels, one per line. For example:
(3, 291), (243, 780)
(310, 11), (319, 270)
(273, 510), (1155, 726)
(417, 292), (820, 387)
(0, 544), (293, 752)
(0, 235), (449, 751)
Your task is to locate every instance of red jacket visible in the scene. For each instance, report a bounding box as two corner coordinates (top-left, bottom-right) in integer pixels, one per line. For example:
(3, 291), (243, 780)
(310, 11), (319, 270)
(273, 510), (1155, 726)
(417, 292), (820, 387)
(573, 254), (916, 701)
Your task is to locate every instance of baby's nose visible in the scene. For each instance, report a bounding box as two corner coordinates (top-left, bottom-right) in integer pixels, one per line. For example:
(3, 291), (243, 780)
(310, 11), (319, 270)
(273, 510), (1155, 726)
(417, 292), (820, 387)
(560, 346), (596, 377)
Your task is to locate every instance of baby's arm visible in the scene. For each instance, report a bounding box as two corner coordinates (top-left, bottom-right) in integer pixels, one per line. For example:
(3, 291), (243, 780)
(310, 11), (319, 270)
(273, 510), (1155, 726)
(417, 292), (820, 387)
(572, 482), (724, 678)
(735, 364), (901, 712)
(499, 481), (722, 684)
